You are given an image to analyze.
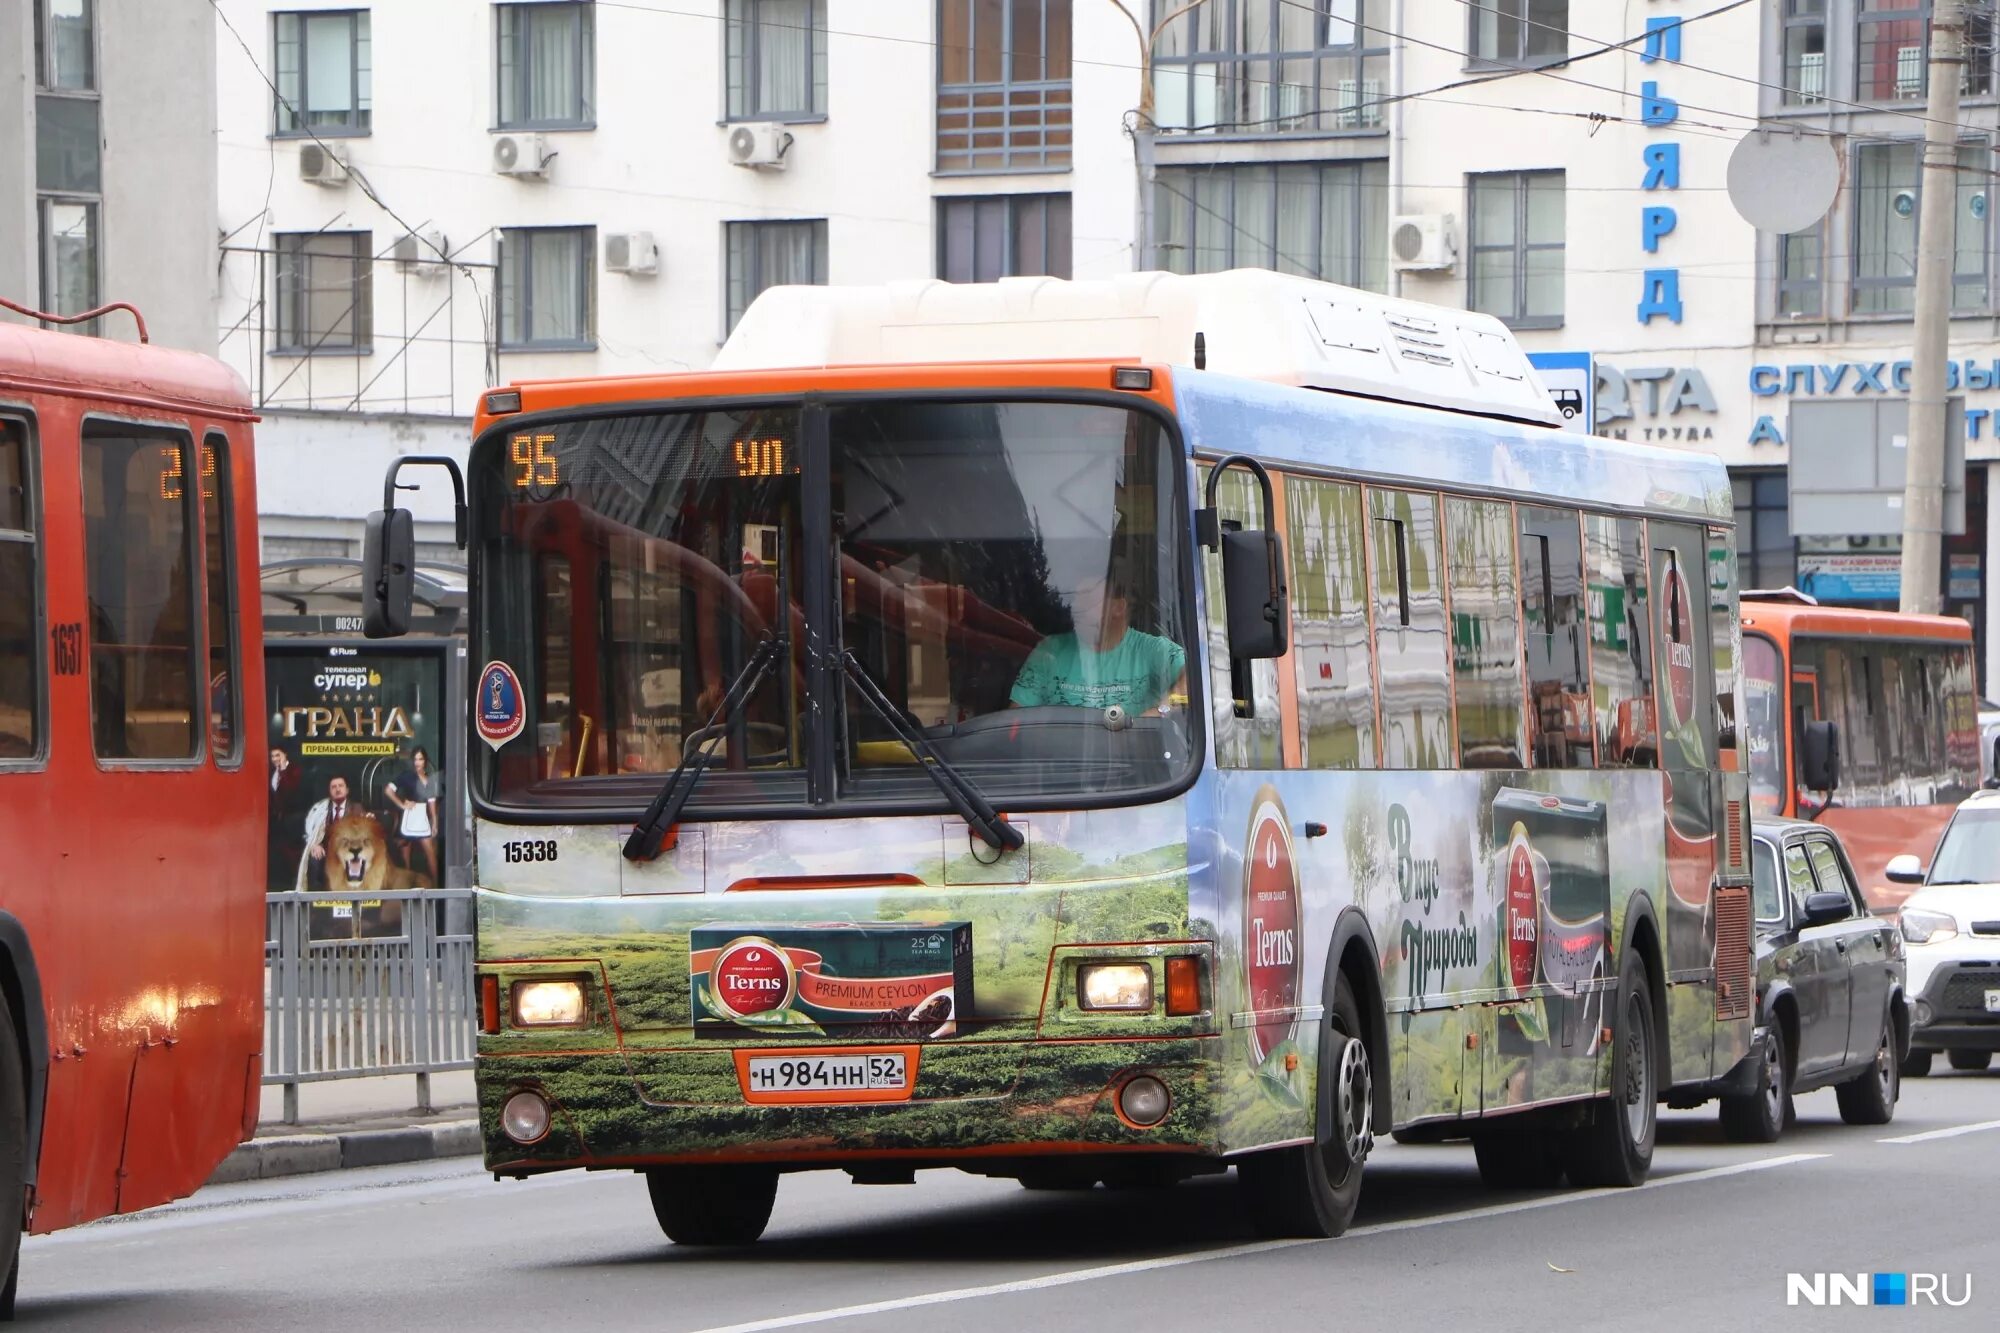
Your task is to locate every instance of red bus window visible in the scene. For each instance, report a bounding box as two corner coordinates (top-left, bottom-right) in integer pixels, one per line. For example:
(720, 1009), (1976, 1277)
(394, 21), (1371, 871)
(82, 422), (200, 761)
(0, 418), (38, 761)
(202, 435), (240, 763)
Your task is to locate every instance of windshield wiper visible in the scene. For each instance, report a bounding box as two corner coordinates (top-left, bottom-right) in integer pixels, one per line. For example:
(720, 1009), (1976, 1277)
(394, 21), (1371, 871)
(840, 650), (1024, 853)
(623, 635), (785, 862)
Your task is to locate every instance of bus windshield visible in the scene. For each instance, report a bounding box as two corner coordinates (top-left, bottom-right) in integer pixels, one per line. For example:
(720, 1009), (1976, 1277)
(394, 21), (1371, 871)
(1743, 632), (1785, 814)
(474, 397), (1197, 813)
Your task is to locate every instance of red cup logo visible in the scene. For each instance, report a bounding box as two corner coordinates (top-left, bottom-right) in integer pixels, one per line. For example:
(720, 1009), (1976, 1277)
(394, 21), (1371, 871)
(1245, 794), (1301, 1066)
(1504, 824), (1538, 993)
(710, 938), (795, 1020)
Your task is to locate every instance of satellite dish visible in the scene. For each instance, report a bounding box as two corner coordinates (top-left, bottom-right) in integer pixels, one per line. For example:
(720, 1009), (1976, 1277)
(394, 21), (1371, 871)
(1727, 128), (1841, 234)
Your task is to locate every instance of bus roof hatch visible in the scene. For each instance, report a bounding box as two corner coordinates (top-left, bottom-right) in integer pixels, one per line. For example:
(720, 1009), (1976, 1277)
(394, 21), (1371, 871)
(714, 270), (1563, 428)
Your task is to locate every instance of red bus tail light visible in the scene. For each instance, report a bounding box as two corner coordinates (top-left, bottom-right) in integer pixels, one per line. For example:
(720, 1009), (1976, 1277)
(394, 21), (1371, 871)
(479, 975), (500, 1034)
(1165, 957), (1202, 1016)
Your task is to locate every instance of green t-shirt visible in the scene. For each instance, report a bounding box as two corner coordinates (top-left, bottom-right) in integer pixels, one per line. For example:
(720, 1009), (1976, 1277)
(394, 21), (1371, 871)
(1009, 630), (1186, 711)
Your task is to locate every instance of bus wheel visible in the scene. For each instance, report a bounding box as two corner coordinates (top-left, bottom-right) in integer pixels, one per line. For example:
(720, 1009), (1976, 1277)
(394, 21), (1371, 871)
(1563, 950), (1656, 1188)
(0, 990), (24, 1319)
(1719, 1020), (1789, 1144)
(1472, 1131), (1565, 1189)
(644, 1165), (778, 1246)
(1237, 973), (1370, 1239)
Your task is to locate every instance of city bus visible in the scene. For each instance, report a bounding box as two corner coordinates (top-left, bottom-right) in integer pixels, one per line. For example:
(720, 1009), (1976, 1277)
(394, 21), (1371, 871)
(365, 272), (1756, 1243)
(1739, 594), (1979, 909)
(0, 307), (266, 1303)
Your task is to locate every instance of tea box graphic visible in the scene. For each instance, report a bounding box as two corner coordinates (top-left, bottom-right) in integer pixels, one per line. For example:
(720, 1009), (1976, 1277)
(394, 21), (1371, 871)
(1491, 787), (1609, 1055)
(690, 922), (974, 1039)
(1243, 790), (1302, 1068)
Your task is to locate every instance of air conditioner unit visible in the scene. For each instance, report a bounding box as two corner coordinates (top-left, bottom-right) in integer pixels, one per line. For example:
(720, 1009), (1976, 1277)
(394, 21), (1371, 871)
(492, 132), (550, 178)
(393, 230), (448, 274)
(1390, 213), (1456, 272)
(298, 142), (348, 186)
(605, 230), (659, 277)
(726, 122), (791, 170)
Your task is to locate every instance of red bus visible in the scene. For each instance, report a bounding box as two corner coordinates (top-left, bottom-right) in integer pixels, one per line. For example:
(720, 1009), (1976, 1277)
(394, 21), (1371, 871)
(0, 311), (265, 1307)
(1740, 594), (1980, 909)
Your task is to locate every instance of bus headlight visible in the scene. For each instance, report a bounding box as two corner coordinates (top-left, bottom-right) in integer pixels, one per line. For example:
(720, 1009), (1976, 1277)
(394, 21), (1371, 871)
(512, 979), (586, 1026)
(1079, 963), (1153, 1011)
(1899, 909), (1958, 946)
(501, 1090), (552, 1144)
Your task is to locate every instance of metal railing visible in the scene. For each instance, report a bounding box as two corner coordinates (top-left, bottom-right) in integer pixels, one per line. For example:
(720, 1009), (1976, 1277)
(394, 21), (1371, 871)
(264, 888), (477, 1124)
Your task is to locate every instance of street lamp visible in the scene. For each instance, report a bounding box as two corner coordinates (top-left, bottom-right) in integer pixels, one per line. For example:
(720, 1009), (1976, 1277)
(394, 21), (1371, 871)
(1107, 0), (1219, 272)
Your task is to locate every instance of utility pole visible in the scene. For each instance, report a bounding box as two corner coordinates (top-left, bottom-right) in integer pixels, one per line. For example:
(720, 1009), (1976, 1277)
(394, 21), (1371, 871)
(1901, 0), (1965, 616)
(1110, 0), (1214, 272)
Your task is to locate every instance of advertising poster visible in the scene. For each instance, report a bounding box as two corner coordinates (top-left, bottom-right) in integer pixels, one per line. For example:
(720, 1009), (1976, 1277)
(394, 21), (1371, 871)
(265, 643), (448, 939)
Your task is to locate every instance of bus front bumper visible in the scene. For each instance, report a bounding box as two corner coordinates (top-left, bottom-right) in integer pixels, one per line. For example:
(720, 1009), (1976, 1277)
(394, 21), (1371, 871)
(478, 1035), (1225, 1175)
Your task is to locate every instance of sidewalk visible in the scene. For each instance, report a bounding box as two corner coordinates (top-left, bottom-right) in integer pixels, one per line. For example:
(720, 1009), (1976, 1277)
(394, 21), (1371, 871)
(208, 1071), (483, 1186)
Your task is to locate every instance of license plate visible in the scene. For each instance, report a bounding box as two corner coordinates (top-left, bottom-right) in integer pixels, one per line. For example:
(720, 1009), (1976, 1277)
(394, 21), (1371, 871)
(738, 1049), (916, 1104)
(1986, 989), (2000, 1013)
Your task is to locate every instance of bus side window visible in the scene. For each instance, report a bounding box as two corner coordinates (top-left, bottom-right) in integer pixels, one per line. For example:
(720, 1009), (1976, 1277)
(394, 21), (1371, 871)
(0, 417), (40, 762)
(1651, 526), (1715, 770)
(1286, 476), (1375, 769)
(1585, 514), (1654, 768)
(201, 434), (241, 764)
(82, 422), (201, 761)
(1519, 505), (1590, 768)
(1367, 488), (1449, 769)
(1444, 496), (1522, 768)
(1201, 464), (1282, 769)
(1706, 526), (1740, 766)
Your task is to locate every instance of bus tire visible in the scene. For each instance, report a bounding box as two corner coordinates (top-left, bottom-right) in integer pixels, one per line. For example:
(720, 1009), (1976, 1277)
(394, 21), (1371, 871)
(1836, 1016), (1899, 1125)
(1947, 1049), (1992, 1072)
(1471, 1131), (1565, 1189)
(1719, 1019), (1789, 1144)
(644, 1165), (778, 1246)
(0, 989), (23, 1319)
(1562, 949), (1656, 1188)
(1236, 973), (1369, 1239)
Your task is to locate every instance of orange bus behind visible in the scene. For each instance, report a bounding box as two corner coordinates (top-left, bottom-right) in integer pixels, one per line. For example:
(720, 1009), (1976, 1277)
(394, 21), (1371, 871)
(1740, 597), (1979, 909)
(0, 320), (265, 1306)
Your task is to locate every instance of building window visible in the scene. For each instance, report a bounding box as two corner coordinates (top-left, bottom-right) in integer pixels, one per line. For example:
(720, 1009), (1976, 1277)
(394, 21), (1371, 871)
(1852, 140), (1987, 316)
(1155, 160), (1388, 291)
(0, 419), (41, 762)
(33, 0), (93, 91)
(497, 2), (595, 129)
(274, 10), (372, 136)
(498, 226), (595, 349)
(1467, 170), (1565, 328)
(1777, 226), (1824, 318)
(35, 95), (99, 195)
(37, 199), (97, 321)
(725, 220), (827, 333)
(725, 0), (826, 120)
(937, 0), (1071, 173)
(1468, 0), (1567, 67)
(1151, 0), (1388, 136)
(938, 194), (1072, 282)
(275, 232), (373, 354)
(1781, 0), (1828, 105)
(1732, 470), (1796, 592)
(1857, 0), (1994, 103)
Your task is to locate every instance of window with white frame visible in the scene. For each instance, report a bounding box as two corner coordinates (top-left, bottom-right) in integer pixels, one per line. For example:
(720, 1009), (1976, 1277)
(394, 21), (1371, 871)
(938, 194), (1072, 282)
(725, 0), (826, 120)
(725, 220), (827, 333)
(34, 0), (98, 324)
(937, 0), (1071, 172)
(275, 231), (373, 353)
(498, 227), (595, 349)
(1150, 0), (1388, 136)
(1857, 1), (1995, 102)
(1155, 160), (1387, 291)
(497, 2), (595, 129)
(1468, 0), (1567, 67)
(34, 0), (93, 89)
(1467, 170), (1565, 328)
(274, 10), (372, 135)
(1777, 227), (1824, 318)
(1781, 0), (1827, 106)
(1851, 140), (1988, 315)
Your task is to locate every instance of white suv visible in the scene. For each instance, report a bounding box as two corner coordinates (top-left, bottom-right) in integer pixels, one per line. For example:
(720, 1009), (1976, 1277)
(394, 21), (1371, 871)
(1887, 789), (2000, 1075)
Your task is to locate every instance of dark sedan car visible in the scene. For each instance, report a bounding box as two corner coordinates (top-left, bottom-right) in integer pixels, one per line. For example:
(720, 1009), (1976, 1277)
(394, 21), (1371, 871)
(1721, 820), (1907, 1141)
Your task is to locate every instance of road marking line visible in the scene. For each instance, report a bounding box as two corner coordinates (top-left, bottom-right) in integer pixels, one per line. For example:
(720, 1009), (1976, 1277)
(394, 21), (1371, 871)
(1878, 1118), (2000, 1145)
(687, 1152), (1828, 1333)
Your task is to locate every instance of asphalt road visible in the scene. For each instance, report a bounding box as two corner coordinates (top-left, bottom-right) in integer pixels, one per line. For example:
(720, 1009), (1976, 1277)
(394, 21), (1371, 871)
(23, 1070), (1998, 1332)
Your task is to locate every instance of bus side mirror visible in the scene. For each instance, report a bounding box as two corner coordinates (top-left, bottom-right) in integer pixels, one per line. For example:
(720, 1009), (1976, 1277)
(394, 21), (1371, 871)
(1800, 718), (1840, 793)
(363, 507), (414, 639)
(1197, 454), (1288, 661)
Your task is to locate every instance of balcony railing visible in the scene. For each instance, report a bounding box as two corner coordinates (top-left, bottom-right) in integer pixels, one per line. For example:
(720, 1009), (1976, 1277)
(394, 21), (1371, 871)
(936, 78), (1072, 173)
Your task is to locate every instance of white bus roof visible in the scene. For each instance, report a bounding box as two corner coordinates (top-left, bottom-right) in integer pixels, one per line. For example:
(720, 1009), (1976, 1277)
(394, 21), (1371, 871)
(715, 270), (1563, 428)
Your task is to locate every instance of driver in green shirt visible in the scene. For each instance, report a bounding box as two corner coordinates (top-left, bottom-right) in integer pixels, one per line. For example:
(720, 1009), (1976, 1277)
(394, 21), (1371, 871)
(1010, 564), (1187, 715)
